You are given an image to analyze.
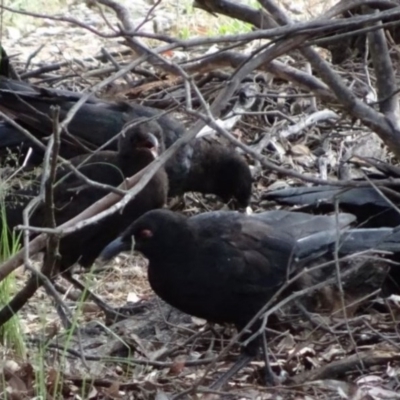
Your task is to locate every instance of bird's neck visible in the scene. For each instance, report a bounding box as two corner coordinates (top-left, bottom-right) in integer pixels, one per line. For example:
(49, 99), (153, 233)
(148, 228), (198, 266)
(147, 235), (199, 295)
(118, 149), (155, 175)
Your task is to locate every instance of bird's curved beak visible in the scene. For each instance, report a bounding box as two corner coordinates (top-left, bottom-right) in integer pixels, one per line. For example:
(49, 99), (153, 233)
(147, 133), (159, 158)
(97, 236), (135, 266)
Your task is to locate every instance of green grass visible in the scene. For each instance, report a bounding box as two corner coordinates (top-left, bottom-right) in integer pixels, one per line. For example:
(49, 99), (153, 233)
(213, 19), (253, 36)
(170, 0), (257, 40)
(0, 194), (26, 359)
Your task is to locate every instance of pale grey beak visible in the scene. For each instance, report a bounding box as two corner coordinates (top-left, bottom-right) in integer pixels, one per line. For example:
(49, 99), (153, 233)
(97, 236), (135, 265)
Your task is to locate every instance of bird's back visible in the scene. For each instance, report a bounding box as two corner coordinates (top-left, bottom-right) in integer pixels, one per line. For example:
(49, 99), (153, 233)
(149, 212), (296, 328)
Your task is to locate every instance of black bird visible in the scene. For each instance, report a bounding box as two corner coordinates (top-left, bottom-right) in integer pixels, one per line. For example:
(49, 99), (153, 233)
(183, 137), (252, 207)
(2, 121), (168, 301)
(263, 158), (400, 228)
(262, 185), (400, 228)
(0, 77), (252, 206)
(54, 122), (168, 273)
(263, 179), (400, 296)
(4, 120), (167, 264)
(98, 209), (397, 386)
(0, 121), (168, 326)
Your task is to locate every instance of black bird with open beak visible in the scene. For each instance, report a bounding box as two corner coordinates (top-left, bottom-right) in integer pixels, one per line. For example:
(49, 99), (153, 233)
(0, 120), (169, 327)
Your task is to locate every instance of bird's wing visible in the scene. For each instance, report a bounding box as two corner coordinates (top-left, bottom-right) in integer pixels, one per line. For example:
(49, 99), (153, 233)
(42, 154), (124, 225)
(262, 185), (392, 208)
(196, 216), (297, 296)
(252, 210), (355, 239)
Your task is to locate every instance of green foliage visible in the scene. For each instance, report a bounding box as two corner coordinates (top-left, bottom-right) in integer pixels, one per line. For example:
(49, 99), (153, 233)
(0, 192), (25, 358)
(214, 19), (253, 36)
(178, 25), (192, 40)
(172, 0), (256, 39)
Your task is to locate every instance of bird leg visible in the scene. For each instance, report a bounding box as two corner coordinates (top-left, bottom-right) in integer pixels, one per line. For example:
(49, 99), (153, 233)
(261, 333), (280, 386)
(209, 352), (253, 390)
(209, 334), (279, 389)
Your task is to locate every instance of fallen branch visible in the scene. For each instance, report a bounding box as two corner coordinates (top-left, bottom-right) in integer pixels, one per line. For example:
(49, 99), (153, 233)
(294, 350), (400, 383)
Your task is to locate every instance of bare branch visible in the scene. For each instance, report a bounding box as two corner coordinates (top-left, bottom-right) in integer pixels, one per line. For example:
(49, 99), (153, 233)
(259, 0), (400, 157)
(367, 9), (399, 117)
(2, 107), (73, 328)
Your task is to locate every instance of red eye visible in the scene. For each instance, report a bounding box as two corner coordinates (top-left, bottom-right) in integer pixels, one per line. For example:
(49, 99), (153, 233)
(139, 229), (153, 239)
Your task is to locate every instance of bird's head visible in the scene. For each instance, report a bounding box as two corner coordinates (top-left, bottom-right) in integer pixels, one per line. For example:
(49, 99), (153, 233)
(97, 209), (190, 264)
(119, 120), (165, 158)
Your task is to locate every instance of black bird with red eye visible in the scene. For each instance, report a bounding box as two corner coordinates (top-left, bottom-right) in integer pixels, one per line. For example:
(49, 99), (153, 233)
(98, 208), (400, 387)
(98, 209), (360, 386)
